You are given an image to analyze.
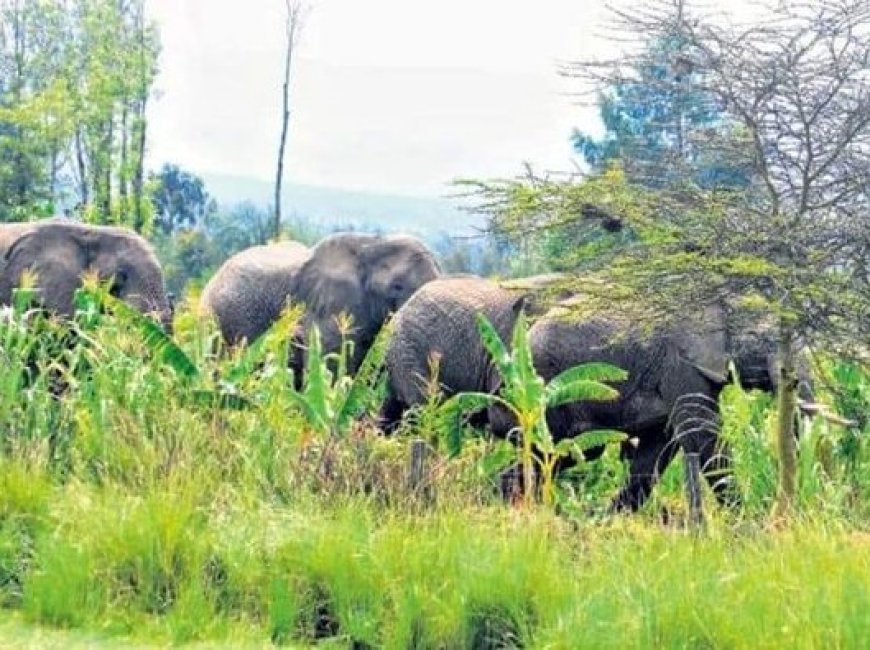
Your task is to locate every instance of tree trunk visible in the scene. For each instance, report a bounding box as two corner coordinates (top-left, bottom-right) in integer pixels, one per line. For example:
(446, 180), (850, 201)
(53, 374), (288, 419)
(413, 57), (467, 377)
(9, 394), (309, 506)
(103, 116), (113, 220)
(119, 103), (129, 213)
(75, 127), (89, 208)
(132, 5), (149, 234)
(774, 321), (799, 516)
(274, 1), (303, 240)
(133, 98), (147, 233)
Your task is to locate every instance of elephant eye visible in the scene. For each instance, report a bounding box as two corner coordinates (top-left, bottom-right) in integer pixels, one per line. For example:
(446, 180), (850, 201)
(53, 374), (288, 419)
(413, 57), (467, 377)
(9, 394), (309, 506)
(390, 281), (405, 293)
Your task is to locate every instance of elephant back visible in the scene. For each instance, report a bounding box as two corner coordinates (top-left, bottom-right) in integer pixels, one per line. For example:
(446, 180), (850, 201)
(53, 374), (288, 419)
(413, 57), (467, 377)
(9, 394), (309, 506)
(201, 240), (312, 345)
(387, 275), (525, 406)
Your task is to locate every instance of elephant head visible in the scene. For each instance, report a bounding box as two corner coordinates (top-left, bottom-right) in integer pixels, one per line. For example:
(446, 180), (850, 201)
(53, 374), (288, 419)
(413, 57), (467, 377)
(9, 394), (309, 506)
(674, 304), (815, 403)
(293, 232), (441, 370)
(0, 221), (172, 329)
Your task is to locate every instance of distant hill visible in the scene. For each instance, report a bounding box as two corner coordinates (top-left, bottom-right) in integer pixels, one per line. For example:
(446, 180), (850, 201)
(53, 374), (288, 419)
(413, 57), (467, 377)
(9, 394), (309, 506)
(201, 173), (485, 238)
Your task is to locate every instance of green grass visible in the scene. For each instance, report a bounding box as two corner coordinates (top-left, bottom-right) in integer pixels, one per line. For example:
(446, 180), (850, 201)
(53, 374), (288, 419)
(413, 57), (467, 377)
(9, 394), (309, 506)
(0, 297), (868, 647)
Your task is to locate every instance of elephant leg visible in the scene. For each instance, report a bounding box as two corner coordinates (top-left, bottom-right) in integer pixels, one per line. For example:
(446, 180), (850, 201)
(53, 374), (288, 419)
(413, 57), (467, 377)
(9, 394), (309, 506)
(610, 428), (678, 512)
(378, 390), (407, 435)
(669, 393), (740, 508)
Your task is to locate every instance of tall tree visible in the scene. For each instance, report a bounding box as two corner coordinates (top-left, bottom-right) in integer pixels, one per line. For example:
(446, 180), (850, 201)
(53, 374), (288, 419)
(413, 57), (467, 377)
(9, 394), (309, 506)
(0, 0), (72, 220)
(273, 0), (306, 239)
(570, 27), (752, 190)
(0, 0), (159, 228)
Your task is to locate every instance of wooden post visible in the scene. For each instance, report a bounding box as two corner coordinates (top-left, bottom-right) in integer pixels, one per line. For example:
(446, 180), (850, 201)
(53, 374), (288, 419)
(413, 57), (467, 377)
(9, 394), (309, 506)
(684, 452), (705, 529)
(408, 439), (430, 500)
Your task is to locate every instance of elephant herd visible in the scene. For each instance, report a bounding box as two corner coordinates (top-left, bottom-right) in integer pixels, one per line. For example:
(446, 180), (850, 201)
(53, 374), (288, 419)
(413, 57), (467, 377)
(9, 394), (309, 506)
(0, 218), (812, 512)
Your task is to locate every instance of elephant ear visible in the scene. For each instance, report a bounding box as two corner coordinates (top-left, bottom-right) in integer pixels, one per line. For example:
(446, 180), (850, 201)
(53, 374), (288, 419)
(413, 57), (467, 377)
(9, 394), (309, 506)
(294, 234), (373, 325)
(0, 225), (90, 314)
(675, 305), (730, 385)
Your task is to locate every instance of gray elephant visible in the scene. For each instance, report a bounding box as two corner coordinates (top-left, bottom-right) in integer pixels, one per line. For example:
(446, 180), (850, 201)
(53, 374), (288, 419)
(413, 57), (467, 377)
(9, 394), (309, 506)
(503, 300), (814, 511)
(292, 232), (441, 373)
(380, 274), (527, 429)
(201, 241), (312, 346)
(0, 220), (172, 329)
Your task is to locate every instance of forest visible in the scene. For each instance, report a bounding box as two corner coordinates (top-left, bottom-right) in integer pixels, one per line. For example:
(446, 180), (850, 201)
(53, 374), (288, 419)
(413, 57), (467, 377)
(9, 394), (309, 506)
(1, 0), (870, 647)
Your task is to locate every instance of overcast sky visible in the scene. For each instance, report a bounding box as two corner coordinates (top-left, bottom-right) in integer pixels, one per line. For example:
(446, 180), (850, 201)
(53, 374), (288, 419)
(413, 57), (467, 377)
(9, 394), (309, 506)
(144, 0), (620, 197)
(144, 0), (758, 198)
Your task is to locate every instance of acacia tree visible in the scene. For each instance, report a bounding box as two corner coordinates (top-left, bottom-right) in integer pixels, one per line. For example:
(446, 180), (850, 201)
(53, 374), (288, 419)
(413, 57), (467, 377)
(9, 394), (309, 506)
(467, 0), (870, 515)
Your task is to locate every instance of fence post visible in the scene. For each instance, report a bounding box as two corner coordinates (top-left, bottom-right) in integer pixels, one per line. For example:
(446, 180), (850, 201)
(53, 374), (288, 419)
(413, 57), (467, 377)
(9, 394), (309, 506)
(684, 452), (705, 529)
(408, 439), (430, 500)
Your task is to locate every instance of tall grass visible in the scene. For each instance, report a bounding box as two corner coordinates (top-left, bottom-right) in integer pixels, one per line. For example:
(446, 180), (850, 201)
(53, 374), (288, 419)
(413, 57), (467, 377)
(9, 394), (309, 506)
(0, 295), (867, 646)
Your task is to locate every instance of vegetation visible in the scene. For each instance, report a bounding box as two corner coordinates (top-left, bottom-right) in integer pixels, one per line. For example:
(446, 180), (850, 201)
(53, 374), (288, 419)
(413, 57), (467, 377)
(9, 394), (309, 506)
(0, 287), (867, 646)
(441, 312), (627, 507)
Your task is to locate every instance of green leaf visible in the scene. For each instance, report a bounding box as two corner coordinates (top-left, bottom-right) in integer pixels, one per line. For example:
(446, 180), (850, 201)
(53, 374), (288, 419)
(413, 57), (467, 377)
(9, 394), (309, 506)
(546, 379), (620, 408)
(475, 313), (514, 386)
(509, 312), (545, 410)
(11, 287), (39, 316)
(224, 307), (299, 385)
(438, 392), (505, 423)
(335, 320), (393, 435)
(287, 392), (328, 435)
(479, 441), (519, 478)
(548, 362), (627, 391)
(556, 429), (628, 459)
(97, 289), (199, 379)
(438, 392), (509, 455)
(300, 324), (333, 427)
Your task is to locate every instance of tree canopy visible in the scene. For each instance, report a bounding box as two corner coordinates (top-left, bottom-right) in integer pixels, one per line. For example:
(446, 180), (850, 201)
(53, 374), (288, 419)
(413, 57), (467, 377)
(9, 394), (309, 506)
(0, 0), (159, 229)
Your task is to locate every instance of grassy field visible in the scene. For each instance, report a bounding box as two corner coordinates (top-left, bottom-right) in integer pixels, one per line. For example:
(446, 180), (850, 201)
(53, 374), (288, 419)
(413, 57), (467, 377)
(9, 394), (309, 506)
(0, 295), (868, 648)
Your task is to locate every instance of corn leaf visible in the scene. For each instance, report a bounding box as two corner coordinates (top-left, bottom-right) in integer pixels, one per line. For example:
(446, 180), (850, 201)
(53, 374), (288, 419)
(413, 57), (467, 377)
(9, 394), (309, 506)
(225, 306), (301, 385)
(336, 320), (392, 435)
(300, 324), (333, 427)
(287, 392), (328, 435)
(97, 289), (199, 380)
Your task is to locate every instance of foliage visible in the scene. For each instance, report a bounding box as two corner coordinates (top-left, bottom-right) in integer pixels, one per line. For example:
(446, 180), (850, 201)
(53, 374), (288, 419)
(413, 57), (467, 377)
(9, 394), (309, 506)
(147, 164), (216, 235)
(465, 0), (870, 516)
(0, 292), (867, 645)
(287, 319), (391, 442)
(572, 28), (751, 191)
(0, 0), (160, 229)
(439, 312), (627, 506)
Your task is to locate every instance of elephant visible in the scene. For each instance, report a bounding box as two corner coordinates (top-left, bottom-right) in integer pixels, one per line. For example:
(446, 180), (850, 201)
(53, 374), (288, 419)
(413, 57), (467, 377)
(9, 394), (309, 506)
(292, 232), (441, 373)
(200, 240), (313, 346)
(380, 274), (527, 430)
(0, 220), (172, 329)
(492, 299), (815, 512)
